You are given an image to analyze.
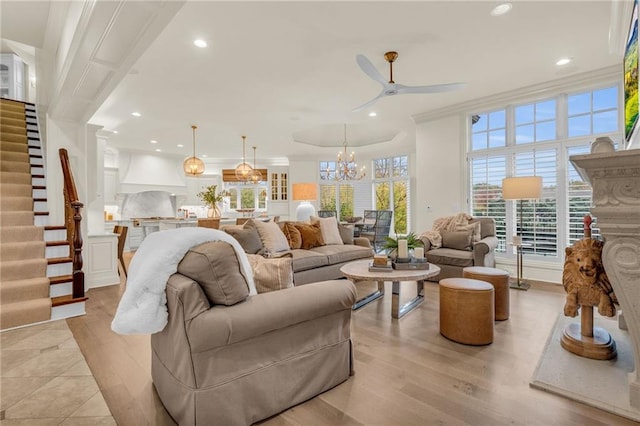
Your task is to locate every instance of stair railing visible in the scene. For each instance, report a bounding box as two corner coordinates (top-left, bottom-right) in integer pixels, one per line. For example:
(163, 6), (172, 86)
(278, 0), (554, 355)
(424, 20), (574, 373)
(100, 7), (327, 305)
(59, 148), (84, 299)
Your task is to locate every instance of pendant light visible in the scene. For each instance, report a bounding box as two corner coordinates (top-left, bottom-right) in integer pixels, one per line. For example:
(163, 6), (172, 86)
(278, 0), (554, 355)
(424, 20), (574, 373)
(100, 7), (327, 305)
(249, 145), (262, 184)
(183, 125), (205, 176)
(234, 135), (253, 182)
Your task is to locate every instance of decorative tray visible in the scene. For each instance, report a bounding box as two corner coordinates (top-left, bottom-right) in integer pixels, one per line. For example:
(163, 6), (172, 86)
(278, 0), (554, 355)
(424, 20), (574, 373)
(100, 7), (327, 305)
(392, 260), (430, 270)
(368, 262), (393, 272)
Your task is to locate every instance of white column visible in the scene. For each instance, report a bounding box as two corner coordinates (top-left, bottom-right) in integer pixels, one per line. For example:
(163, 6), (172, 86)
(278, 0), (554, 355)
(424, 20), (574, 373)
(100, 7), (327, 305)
(571, 149), (640, 409)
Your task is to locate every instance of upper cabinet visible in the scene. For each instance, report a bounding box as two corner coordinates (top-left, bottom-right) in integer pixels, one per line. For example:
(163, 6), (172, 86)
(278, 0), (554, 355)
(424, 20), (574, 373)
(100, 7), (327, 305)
(269, 167), (288, 202)
(104, 168), (119, 205)
(185, 175), (220, 205)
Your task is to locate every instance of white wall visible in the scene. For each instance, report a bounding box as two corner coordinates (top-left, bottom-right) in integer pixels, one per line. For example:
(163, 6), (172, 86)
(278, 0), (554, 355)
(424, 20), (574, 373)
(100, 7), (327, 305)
(415, 114), (466, 233)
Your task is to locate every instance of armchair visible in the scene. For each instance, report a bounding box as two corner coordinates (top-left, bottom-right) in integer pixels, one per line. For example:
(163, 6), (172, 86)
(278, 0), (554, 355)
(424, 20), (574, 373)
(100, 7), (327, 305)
(419, 217), (498, 281)
(151, 241), (356, 425)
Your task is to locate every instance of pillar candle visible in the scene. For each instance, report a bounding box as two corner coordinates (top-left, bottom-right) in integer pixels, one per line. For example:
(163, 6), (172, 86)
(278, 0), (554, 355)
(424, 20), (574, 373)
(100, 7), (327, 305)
(414, 247), (424, 259)
(398, 239), (408, 258)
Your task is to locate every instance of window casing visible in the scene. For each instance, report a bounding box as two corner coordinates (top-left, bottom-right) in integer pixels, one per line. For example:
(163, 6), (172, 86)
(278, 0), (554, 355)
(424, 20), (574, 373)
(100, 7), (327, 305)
(468, 83), (620, 263)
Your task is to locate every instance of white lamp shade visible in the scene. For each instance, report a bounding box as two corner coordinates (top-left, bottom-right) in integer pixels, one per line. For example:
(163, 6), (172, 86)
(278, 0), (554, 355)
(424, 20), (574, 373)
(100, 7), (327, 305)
(502, 176), (542, 200)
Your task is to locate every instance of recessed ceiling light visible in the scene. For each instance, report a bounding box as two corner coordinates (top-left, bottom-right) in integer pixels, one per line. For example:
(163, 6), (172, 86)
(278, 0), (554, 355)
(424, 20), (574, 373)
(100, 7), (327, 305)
(368, 112), (377, 117)
(112, 130), (118, 134)
(490, 3), (512, 16)
(202, 154), (208, 158)
(556, 57), (572, 66)
(150, 140), (158, 144)
(177, 144), (184, 148)
(194, 39), (207, 48)
(155, 149), (161, 152)
(131, 112), (141, 117)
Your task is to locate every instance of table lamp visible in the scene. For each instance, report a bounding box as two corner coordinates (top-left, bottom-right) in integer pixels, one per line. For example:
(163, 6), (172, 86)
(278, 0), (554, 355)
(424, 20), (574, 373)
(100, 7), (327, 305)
(292, 183), (317, 221)
(502, 176), (543, 290)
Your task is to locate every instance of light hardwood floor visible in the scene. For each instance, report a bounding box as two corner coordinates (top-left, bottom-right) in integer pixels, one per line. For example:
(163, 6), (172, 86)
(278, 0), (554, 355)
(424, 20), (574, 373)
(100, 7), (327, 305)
(67, 257), (634, 425)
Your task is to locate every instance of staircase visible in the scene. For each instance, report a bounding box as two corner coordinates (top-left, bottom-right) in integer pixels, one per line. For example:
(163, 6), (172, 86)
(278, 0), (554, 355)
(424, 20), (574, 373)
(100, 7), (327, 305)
(0, 98), (86, 331)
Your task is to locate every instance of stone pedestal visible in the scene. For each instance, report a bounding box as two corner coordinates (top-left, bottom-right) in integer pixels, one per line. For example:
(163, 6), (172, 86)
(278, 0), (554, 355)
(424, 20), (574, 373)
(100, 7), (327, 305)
(571, 149), (640, 410)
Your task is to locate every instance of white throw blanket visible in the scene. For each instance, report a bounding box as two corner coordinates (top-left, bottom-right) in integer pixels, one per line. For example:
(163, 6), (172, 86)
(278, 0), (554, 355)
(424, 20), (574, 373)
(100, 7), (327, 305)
(111, 227), (256, 335)
(420, 213), (473, 248)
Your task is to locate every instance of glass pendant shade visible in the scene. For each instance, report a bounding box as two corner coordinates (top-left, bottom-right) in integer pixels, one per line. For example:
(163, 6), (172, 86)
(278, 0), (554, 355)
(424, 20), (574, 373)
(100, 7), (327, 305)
(183, 125), (205, 176)
(235, 135), (253, 181)
(249, 145), (262, 184)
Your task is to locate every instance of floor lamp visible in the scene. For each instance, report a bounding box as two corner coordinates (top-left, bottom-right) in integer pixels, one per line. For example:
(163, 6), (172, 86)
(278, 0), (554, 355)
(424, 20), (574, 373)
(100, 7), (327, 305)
(292, 183), (317, 221)
(502, 176), (543, 291)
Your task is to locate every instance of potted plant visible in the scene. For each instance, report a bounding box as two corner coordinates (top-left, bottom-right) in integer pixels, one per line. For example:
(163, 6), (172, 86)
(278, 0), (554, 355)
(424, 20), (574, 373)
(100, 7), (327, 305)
(382, 232), (424, 258)
(197, 185), (230, 218)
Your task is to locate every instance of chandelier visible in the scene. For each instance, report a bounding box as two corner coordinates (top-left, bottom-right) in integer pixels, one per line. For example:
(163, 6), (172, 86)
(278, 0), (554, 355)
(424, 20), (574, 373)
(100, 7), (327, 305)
(249, 145), (262, 184)
(322, 124), (366, 181)
(234, 135), (253, 182)
(183, 125), (205, 176)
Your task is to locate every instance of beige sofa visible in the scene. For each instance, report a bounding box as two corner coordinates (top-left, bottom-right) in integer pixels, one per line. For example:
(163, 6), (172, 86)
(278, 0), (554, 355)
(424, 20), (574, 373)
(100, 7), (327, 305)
(223, 219), (374, 285)
(419, 217), (498, 281)
(151, 241), (357, 426)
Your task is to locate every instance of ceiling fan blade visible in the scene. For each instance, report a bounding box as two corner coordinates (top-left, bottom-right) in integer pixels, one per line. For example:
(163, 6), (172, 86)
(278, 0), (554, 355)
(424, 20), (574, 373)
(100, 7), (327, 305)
(396, 82), (465, 94)
(352, 91), (385, 112)
(356, 54), (387, 86)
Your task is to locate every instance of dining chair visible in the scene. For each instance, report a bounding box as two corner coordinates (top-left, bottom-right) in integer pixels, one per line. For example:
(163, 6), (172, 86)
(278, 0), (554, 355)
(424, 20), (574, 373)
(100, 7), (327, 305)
(359, 210), (393, 253)
(113, 225), (128, 277)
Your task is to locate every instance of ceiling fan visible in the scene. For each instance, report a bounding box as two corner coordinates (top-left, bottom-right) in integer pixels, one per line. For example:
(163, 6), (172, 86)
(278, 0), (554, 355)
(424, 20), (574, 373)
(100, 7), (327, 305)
(352, 51), (465, 112)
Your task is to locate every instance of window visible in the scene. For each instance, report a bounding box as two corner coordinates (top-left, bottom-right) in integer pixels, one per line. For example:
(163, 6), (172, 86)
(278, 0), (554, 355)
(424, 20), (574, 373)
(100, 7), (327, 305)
(224, 184), (268, 213)
(373, 155), (410, 234)
(468, 83), (619, 263)
(515, 99), (556, 143)
(471, 110), (506, 150)
(568, 86), (618, 137)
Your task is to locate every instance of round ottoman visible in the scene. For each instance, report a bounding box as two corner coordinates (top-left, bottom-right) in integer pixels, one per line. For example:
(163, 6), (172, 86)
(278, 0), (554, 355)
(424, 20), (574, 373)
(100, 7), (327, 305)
(463, 266), (510, 321)
(439, 278), (494, 345)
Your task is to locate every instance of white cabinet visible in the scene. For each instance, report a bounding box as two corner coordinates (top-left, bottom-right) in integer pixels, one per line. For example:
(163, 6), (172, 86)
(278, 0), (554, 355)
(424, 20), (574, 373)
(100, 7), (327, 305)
(268, 167), (289, 201)
(104, 168), (119, 204)
(185, 175), (220, 205)
(0, 54), (25, 101)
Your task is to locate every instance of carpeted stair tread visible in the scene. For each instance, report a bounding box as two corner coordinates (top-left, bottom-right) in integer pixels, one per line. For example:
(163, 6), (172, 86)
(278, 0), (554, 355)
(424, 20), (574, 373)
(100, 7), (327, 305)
(0, 124), (27, 136)
(1, 196), (33, 211)
(0, 151), (29, 163)
(1, 241), (45, 261)
(0, 110), (24, 120)
(0, 212), (34, 226)
(1, 226), (43, 241)
(1, 171), (31, 184)
(1, 183), (33, 197)
(0, 298), (51, 330)
(1, 134), (28, 144)
(1, 116), (25, 127)
(1, 258), (47, 281)
(1, 160), (30, 173)
(1, 277), (50, 304)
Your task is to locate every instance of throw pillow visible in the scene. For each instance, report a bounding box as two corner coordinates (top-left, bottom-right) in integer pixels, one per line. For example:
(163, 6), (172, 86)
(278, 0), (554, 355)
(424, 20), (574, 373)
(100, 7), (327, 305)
(455, 221), (481, 244)
(293, 222), (325, 249)
(281, 221), (302, 249)
(246, 253), (294, 293)
(224, 225), (263, 254)
(441, 230), (473, 251)
(177, 241), (250, 306)
(311, 216), (344, 245)
(338, 223), (354, 245)
(246, 219), (290, 254)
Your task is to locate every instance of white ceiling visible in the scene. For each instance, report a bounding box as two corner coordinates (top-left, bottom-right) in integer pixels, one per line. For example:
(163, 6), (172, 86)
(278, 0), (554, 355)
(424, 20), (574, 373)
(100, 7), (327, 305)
(4, 1), (623, 163)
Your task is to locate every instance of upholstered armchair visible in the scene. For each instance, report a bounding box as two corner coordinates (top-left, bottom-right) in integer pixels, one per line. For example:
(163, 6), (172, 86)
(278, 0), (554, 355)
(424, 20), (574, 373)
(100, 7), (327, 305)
(419, 217), (499, 281)
(151, 241), (356, 425)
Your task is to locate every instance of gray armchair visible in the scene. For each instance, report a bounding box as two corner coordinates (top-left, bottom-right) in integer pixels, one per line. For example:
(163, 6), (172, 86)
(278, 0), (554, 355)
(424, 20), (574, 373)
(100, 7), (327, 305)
(419, 217), (499, 281)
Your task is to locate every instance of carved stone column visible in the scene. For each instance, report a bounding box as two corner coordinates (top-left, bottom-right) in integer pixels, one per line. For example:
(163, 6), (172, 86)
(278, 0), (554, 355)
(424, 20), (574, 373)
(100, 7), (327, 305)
(571, 149), (640, 409)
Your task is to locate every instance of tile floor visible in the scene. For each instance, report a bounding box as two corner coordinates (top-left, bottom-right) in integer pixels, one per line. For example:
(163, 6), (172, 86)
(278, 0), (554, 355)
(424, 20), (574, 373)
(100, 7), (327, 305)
(0, 319), (115, 425)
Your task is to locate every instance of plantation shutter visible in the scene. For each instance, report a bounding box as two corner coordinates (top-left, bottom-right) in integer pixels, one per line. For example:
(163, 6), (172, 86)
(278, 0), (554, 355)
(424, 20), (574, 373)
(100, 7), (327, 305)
(514, 149), (558, 257)
(567, 145), (597, 244)
(470, 155), (507, 252)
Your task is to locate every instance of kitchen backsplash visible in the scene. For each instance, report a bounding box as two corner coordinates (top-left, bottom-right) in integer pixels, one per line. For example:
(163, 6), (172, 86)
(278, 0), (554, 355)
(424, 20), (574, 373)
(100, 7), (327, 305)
(121, 191), (176, 219)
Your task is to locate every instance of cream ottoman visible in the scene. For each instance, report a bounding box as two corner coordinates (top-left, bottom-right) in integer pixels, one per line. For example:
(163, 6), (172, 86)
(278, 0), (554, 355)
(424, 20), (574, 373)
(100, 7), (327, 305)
(439, 278), (494, 345)
(463, 266), (510, 321)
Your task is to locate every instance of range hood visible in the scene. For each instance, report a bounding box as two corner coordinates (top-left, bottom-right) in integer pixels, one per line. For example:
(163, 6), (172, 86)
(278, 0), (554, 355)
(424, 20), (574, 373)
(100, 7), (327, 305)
(119, 153), (188, 194)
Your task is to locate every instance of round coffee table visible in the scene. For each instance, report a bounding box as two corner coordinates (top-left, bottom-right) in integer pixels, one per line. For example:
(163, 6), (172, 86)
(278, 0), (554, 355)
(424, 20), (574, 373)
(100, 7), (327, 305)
(340, 259), (440, 319)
